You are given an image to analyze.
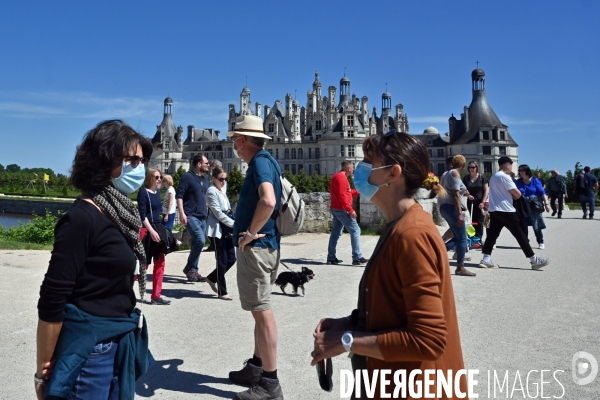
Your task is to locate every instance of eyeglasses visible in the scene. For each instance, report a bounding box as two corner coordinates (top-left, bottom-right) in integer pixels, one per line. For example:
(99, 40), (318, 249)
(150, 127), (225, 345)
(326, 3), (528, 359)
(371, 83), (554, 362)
(468, 166), (476, 170)
(217, 177), (227, 182)
(121, 155), (148, 167)
(154, 175), (162, 180)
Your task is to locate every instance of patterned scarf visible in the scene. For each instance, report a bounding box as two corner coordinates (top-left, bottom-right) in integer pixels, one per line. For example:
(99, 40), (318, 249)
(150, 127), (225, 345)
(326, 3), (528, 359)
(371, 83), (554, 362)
(84, 185), (147, 301)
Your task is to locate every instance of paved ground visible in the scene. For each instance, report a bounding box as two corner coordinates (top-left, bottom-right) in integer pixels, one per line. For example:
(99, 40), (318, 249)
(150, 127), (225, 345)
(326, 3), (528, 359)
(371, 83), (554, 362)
(1, 208), (599, 399)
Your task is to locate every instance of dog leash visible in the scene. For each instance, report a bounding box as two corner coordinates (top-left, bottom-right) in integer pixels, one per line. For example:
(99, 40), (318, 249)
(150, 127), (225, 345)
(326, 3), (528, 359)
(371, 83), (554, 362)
(279, 261), (293, 272)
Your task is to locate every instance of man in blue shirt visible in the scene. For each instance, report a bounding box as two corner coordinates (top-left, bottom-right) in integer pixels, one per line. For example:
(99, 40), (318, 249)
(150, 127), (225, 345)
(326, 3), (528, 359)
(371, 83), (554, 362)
(226, 115), (284, 400)
(176, 154), (209, 282)
(577, 166), (599, 219)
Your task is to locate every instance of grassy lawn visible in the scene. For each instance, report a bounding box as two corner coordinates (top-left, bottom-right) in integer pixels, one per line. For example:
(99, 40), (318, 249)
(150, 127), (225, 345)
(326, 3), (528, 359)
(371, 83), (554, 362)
(0, 239), (53, 250)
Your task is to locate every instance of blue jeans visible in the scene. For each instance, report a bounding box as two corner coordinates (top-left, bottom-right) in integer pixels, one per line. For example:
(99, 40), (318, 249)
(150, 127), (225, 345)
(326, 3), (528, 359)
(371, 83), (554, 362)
(184, 216), (206, 273)
(440, 204), (468, 265)
(65, 341), (119, 400)
(580, 193), (596, 217)
(162, 213), (175, 231)
(327, 209), (363, 261)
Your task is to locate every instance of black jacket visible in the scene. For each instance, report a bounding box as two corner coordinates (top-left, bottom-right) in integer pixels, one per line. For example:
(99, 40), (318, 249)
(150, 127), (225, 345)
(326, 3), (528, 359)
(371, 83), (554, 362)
(142, 223), (178, 260)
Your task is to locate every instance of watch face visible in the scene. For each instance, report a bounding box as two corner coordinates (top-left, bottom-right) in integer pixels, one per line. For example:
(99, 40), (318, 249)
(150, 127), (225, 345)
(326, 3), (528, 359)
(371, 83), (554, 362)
(342, 332), (352, 345)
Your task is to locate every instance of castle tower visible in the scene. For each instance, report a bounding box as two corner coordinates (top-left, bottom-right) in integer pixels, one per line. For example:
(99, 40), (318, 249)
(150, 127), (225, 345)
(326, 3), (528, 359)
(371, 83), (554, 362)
(240, 86), (252, 116)
(312, 70), (322, 99)
(339, 75), (350, 106)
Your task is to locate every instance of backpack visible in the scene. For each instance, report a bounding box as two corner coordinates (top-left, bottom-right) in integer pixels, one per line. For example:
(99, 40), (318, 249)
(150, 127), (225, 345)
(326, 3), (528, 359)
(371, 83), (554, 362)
(256, 154), (306, 235)
(577, 173), (589, 195)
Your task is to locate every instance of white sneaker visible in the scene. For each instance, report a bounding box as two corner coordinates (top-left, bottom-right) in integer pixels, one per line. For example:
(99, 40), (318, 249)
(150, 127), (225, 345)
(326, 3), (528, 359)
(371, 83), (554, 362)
(531, 256), (551, 270)
(538, 243), (545, 250)
(493, 244), (497, 249)
(452, 252), (472, 261)
(478, 259), (500, 269)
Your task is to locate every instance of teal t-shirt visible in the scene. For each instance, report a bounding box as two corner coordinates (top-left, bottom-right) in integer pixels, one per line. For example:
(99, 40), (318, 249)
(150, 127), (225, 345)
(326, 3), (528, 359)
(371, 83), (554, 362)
(233, 150), (281, 249)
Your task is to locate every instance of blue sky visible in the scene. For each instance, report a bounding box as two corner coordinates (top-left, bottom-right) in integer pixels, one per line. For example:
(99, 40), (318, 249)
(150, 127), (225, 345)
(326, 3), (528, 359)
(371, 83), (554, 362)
(0, 0), (598, 175)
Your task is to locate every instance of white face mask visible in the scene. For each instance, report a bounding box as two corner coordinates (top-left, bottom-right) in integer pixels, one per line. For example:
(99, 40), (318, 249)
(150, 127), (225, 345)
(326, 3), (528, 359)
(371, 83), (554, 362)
(111, 161), (146, 195)
(232, 137), (244, 158)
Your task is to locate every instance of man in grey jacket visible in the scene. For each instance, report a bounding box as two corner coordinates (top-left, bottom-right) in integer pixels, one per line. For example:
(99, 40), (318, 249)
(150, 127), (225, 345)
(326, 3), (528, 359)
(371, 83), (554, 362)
(547, 170), (567, 218)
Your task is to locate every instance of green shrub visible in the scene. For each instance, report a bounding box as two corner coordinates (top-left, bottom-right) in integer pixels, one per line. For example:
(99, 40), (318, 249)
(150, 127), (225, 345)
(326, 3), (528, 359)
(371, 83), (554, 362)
(0, 209), (63, 244)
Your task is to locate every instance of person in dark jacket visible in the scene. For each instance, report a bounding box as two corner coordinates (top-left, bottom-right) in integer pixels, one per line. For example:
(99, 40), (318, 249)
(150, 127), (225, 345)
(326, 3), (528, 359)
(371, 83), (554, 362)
(138, 168), (170, 305)
(176, 154), (210, 282)
(36, 120), (153, 400)
(547, 169), (567, 218)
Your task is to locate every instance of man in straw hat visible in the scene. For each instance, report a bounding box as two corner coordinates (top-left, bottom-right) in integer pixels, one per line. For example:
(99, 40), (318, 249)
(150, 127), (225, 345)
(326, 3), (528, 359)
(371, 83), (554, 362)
(226, 115), (284, 400)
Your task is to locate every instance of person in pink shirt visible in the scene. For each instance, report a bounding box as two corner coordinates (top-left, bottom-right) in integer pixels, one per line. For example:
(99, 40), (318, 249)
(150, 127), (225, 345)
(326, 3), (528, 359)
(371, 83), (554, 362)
(327, 161), (369, 265)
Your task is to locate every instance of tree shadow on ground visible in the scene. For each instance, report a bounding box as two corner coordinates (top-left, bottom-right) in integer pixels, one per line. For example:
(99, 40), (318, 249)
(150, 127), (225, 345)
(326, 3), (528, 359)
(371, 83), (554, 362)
(136, 359), (237, 398)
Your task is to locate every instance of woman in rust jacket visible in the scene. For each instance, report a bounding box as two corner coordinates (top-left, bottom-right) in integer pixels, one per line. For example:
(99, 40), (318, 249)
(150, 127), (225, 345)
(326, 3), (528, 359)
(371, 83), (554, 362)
(311, 130), (468, 399)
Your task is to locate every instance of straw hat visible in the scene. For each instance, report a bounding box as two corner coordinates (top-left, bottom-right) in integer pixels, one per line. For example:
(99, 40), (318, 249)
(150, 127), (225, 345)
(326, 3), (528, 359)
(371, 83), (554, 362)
(226, 115), (271, 139)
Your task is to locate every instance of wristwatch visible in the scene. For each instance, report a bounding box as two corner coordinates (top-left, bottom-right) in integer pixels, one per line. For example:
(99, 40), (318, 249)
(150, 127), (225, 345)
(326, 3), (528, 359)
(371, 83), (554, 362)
(341, 331), (354, 357)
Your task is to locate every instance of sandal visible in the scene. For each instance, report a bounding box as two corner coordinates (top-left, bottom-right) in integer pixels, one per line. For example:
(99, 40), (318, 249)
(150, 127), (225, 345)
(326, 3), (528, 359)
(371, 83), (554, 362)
(455, 269), (476, 277)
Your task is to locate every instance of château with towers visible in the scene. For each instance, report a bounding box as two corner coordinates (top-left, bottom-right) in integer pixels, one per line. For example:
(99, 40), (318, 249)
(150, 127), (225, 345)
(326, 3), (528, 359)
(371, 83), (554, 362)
(149, 68), (518, 177)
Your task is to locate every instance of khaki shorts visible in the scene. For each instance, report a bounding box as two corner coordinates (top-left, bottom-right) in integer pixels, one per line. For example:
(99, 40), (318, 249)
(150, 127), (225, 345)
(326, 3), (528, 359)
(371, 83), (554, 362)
(236, 246), (280, 311)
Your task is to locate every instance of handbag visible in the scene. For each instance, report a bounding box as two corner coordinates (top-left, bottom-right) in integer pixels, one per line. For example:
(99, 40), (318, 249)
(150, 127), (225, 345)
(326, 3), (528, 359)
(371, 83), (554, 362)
(209, 208), (235, 239)
(528, 196), (544, 213)
(146, 191), (176, 254)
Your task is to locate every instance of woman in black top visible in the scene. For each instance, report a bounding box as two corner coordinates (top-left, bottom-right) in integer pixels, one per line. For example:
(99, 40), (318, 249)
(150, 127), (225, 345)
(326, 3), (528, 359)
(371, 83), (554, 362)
(137, 168), (170, 305)
(462, 161), (489, 239)
(36, 120), (152, 399)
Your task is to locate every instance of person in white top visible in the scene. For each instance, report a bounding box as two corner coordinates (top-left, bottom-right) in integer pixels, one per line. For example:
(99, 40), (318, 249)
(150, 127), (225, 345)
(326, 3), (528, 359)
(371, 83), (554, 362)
(205, 167), (236, 300)
(161, 175), (177, 231)
(479, 156), (551, 270)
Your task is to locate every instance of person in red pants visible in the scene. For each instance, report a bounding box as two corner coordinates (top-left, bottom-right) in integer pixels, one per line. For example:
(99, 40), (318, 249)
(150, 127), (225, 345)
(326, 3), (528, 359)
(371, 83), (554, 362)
(137, 168), (171, 305)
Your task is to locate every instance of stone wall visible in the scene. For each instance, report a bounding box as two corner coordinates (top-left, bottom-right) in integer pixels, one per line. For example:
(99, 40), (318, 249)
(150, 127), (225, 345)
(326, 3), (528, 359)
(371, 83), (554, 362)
(298, 192), (331, 233)
(0, 197), (74, 216)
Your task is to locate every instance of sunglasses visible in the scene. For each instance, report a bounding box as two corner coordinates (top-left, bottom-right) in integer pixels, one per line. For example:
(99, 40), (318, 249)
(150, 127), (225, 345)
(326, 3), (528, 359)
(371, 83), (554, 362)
(154, 175), (162, 180)
(217, 177), (227, 182)
(468, 166), (476, 169)
(121, 155), (148, 167)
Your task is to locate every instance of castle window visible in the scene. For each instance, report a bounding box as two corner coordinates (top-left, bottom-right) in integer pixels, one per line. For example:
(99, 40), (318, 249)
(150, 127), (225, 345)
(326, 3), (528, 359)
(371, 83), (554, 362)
(165, 152), (169, 159)
(298, 164), (304, 173)
(316, 120), (322, 130)
(348, 130), (354, 137)
(437, 163), (445, 176)
(308, 164), (312, 175)
(315, 148), (320, 159)
(492, 130), (498, 141)
(437, 149), (444, 157)
(231, 123), (235, 131)
(340, 132), (344, 138)
(484, 162), (492, 173)
(483, 146), (491, 155)
(276, 149), (279, 159)
(268, 123), (274, 133)
(315, 164), (320, 175)
(164, 141), (170, 150)
(277, 138), (280, 142)
(428, 149), (432, 157)
(316, 134), (321, 140)
(500, 131), (506, 140)
(298, 148), (303, 159)
(348, 145), (355, 157)
(285, 149), (290, 159)
(291, 164), (297, 175)
(291, 149), (297, 159)
(347, 115), (354, 126)
(499, 146), (507, 155)
(482, 131), (490, 140)
(340, 145), (345, 157)
(308, 148), (312, 159)
(219, 152), (223, 159)
(227, 148), (232, 158)
(284, 164), (289, 172)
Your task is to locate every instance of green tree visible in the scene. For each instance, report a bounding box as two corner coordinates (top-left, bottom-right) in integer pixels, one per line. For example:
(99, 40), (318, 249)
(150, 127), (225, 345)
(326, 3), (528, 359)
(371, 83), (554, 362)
(0, 164), (4, 172)
(283, 170), (298, 189)
(310, 172), (326, 192)
(294, 169), (312, 193)
(227, 165), (244, 202)
(172, 166), (186, 189)
(6, 164), (20, 173)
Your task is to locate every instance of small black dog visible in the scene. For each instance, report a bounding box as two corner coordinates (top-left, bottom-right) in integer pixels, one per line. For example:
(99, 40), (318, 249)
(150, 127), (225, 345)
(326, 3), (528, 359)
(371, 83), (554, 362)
(275, 267), (315, 296)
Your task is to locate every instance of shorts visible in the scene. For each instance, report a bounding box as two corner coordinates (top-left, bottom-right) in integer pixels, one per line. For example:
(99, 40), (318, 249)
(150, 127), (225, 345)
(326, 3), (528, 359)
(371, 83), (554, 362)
(236, 246), (280, 311)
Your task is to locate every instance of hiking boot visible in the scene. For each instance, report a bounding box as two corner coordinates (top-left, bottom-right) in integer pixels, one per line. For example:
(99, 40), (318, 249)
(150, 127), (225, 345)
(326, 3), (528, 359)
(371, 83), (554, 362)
(326, 258), (343, 265)
(234, 377), (283, 400)
(352, 257), (369, 265)
(229, 360), (263, 387)
(531, 256), (551, 270)
(150, 296), (171, 305)
(452, 253), (472, 261)
(478, 259), (500, 269)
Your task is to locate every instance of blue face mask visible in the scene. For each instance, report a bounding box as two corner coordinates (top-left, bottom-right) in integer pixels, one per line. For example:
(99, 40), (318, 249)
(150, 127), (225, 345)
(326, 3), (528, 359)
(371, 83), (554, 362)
(353, 161), (392, 201)
(111, 161), (146, 195)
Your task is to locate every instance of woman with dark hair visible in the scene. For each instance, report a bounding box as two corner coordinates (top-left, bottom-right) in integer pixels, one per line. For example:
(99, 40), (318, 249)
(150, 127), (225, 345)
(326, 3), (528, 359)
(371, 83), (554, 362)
(311, 130), (467, 399)
(35, 120), (153, 399)
(137, 168), (171, 305)
(205, 167), (236, 300)
(462, 160), (489, 240)
(516, 164), (550, 249)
